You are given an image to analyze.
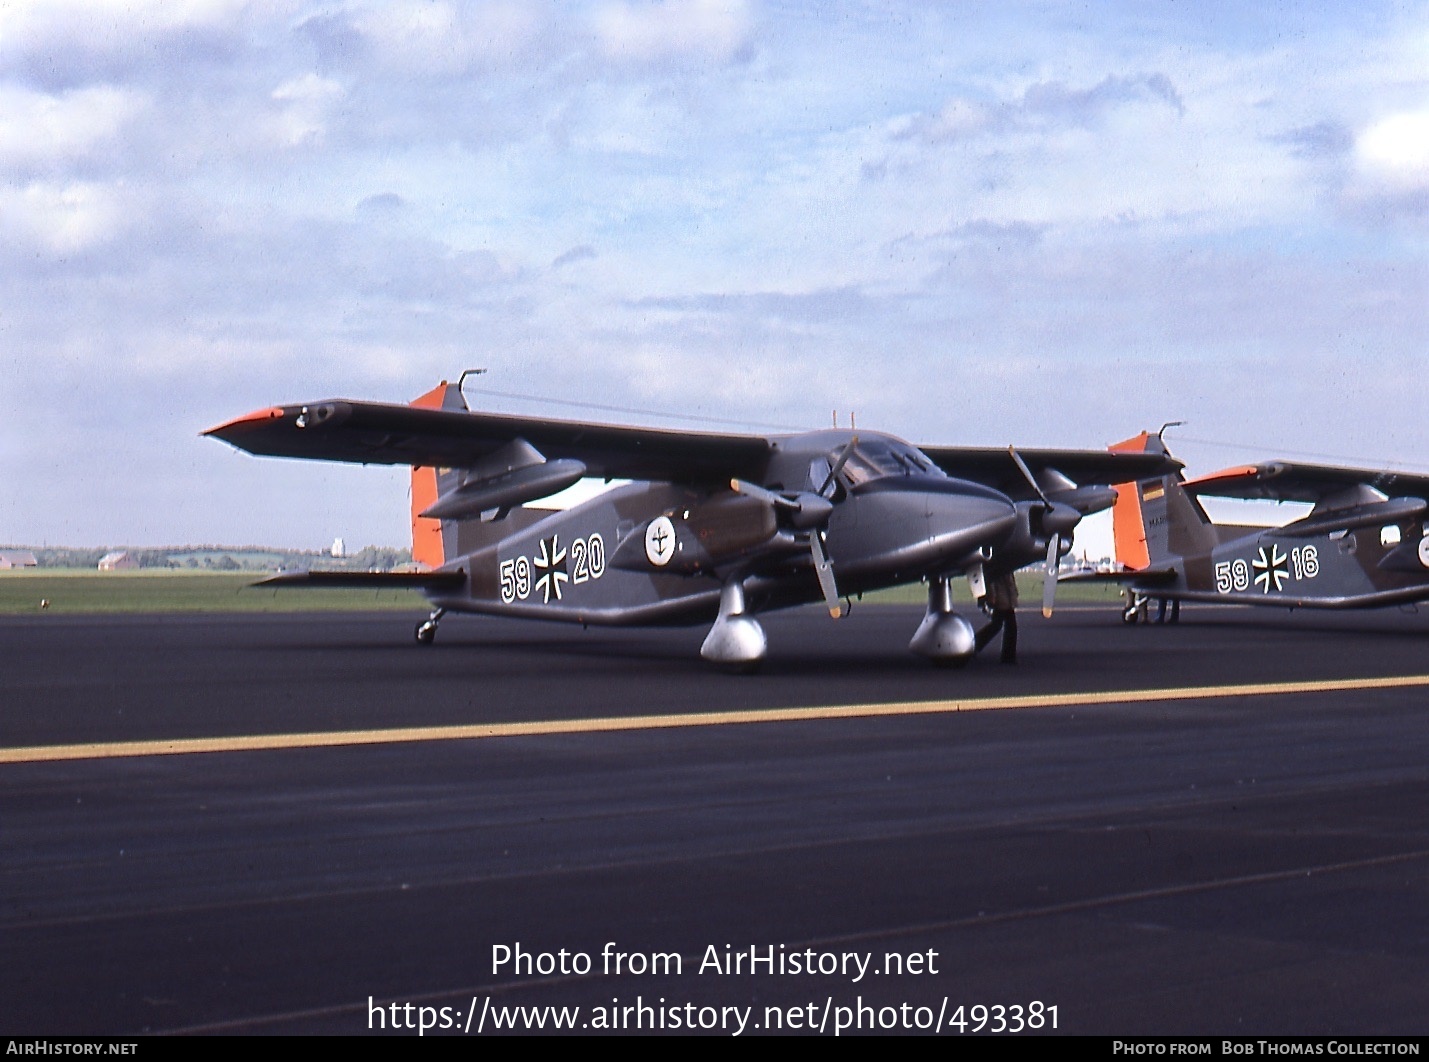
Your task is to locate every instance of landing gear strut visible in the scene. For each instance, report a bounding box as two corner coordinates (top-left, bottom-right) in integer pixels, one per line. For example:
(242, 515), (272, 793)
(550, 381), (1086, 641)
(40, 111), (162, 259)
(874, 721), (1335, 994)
(909, 576), (976, 666)
(415, 607), (446, 645)
(700, 580), (766, 671)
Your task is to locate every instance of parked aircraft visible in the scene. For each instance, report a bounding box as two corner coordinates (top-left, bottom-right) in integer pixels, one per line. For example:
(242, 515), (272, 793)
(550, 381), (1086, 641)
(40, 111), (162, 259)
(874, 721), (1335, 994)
(1099, 430), (1429, 622)
(205, 378), (1175, 668)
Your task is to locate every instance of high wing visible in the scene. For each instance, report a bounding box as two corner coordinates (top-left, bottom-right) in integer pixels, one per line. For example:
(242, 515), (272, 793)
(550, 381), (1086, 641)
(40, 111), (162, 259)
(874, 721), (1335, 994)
(207, 392), (1178, 497)
(1185, 461), (1429, 503)
(1185, 461), (1429, 538)
(204, 396), (773, 484)
(920, 446), (1181, 509)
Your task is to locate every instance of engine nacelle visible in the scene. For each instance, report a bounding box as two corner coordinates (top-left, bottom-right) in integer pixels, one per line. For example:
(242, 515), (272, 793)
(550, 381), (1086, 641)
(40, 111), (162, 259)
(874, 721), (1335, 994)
(421, 458), (587, 520)
(611, 492), (790, 574)
(998, 500), (1078, 569)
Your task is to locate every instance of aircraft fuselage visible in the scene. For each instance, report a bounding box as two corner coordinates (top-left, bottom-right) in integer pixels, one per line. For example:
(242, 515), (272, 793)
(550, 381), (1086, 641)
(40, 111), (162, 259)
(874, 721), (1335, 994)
(1143, 523), (1429, 609)
(424, 430), (1021, 626)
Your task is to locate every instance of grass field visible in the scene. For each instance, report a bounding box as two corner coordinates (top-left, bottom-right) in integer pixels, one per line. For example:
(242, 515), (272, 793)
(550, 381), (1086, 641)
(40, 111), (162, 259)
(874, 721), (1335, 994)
(0, 570), (425, 614)
(0, 569), (1127, 614)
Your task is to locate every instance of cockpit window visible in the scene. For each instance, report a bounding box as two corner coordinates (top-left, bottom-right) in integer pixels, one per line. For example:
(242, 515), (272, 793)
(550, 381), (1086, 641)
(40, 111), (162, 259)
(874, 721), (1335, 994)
(835, 439), (942, 486)
(808, 457), (832, 491)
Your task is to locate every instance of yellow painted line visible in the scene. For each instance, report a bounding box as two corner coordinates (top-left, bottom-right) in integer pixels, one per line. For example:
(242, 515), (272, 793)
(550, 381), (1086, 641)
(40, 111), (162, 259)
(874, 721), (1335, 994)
(4, 673), (1429, 765)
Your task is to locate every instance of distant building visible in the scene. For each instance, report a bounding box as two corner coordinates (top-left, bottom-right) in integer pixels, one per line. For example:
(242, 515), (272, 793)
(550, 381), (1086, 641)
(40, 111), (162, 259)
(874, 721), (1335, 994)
(98, 551), (138, 570)
(0, 550), (37, 569)
(331, 537), (345, 558)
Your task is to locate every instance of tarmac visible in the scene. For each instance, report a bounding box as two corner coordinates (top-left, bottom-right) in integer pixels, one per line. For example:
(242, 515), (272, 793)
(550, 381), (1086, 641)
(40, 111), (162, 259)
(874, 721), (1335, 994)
(3, 603), (1428, 1035)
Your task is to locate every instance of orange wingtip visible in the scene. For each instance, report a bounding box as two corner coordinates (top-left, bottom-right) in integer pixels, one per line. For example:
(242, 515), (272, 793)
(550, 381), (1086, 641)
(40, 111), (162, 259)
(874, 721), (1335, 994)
(202, 406), (286, 436)
(1185, 465), (1260, 489)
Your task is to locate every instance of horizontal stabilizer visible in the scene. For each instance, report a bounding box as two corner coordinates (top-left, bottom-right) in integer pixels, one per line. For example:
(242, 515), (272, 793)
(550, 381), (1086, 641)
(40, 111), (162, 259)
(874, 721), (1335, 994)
(255, 569), (467, 590)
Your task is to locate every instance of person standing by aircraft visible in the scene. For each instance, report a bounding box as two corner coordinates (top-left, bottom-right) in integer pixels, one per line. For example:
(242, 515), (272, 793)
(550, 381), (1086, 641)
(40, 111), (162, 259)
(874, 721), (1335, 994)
(975, 571), (1019, 664)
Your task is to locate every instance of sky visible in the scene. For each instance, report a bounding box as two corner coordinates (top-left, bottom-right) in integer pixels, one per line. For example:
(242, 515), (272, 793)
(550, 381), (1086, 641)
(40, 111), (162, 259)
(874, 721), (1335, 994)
(2, 0), (1427, 553)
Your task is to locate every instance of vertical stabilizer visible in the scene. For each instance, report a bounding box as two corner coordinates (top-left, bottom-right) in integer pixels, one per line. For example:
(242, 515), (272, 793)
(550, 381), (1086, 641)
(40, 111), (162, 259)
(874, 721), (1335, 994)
(1108, 432), (1216, 569)
(409, 381), (468, 569)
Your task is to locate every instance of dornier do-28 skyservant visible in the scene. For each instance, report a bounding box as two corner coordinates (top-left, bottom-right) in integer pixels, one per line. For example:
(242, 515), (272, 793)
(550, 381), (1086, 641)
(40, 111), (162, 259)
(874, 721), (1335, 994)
(207, 377), (1176, 669)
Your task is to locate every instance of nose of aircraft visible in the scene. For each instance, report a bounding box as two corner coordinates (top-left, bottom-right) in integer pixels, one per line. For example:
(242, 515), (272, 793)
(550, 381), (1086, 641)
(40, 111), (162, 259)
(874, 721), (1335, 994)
(924, 479), (1019, 557)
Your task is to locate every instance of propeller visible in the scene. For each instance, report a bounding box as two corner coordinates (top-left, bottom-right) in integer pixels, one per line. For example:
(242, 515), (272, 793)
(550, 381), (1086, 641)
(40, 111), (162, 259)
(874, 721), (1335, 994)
(731, 437), (859, 619)
(1008, 447), (1078, 618)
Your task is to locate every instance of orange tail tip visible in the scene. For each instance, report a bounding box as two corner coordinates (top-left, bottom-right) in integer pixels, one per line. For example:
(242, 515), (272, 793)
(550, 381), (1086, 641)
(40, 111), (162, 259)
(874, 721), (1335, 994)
(408, 380), (465, 569)
(1108, 432), (1153, 571)
(411, 465), (444, 570)
(1108, 431), (1153, 454)
(409, 381), (448, 410)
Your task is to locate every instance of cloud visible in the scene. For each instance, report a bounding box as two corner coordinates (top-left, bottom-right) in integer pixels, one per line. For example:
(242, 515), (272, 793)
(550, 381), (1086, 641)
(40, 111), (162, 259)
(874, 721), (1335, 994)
(0, 180), (132, 255)
(357, 192), (407, 216)
(1355, 108), (1429, 192)
(0, 0), (257, 89)
(594, 0), (752, 64)
(0, 0), (252, 45)
(2, 2), (1428, 548)
(303, 2), (546, 78)
(552, 245), (598, 269)
(269, 73), (346, 147)
(1023, 73), (1186, 122)
(0, 84), (148, 169)
(1275, 120), (1354, 160)
(893, 73), (1185, 149)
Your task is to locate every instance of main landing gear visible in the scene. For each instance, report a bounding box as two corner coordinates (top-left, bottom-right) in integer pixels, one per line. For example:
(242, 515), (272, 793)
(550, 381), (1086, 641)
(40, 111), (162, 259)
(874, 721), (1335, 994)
(415, 607), (446, 645)
(700, 580), (766, 671)
(908, 575), (976, 666)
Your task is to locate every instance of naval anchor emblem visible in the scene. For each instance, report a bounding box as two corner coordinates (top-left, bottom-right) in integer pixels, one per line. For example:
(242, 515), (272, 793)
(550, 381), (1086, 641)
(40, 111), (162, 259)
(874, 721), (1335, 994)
(645, 516), (676, 567)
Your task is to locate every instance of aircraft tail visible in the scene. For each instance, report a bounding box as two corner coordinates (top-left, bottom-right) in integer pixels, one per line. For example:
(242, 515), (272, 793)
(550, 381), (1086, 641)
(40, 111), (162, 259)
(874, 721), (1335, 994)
(1108, 432), (1217, 569)
(409, 381), (468, 569)
(407, 380), (559, 569)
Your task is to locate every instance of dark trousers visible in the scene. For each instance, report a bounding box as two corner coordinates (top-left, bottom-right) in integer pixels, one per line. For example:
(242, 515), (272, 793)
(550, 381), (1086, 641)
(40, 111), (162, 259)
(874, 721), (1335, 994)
(1155, 598), (1180, 624)
(975, 609), (1018, 663)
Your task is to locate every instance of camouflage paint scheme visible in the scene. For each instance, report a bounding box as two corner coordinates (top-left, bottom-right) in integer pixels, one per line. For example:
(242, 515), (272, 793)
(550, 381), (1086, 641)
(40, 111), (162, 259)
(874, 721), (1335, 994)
(1105, 432), (1429, 615)
(206, 382), (1175, 666)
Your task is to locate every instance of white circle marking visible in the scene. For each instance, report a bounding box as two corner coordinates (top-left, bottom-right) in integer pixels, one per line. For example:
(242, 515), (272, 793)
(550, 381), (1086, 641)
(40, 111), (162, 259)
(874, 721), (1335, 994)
(645, 516), (676, 567)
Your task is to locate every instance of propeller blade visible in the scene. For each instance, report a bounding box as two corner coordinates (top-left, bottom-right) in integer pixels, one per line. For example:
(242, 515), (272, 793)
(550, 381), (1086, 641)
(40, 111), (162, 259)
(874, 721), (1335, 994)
(817, 436), (860, 498)
(809, 530), (842, 619)
(1042, 535), (1059, 618)
(1008, 446), (1051, 505)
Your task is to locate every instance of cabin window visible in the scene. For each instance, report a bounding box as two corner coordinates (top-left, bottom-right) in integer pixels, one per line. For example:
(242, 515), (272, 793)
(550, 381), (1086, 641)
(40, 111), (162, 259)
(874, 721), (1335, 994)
(1381, 525), (1402, 548)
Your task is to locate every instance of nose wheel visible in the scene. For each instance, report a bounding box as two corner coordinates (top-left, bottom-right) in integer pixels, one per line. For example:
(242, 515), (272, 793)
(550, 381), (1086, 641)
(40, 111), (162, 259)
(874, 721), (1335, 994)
(415, 608), (445, 645)
(909, 576), (976, 666)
